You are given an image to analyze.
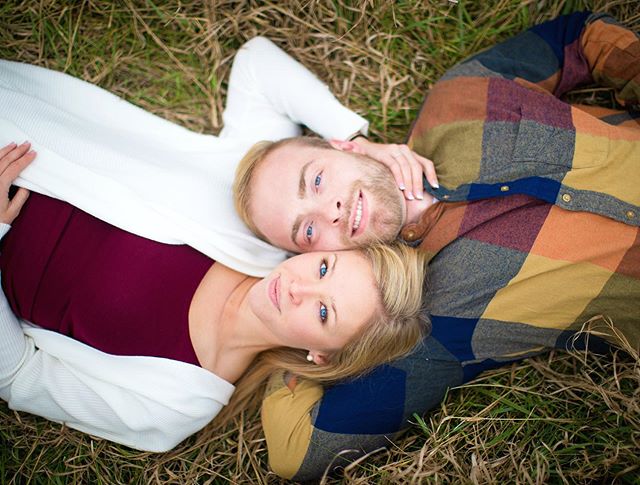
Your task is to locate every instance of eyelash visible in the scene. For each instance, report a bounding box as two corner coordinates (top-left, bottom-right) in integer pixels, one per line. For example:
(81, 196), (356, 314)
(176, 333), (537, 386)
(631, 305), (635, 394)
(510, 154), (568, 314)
(302, 173), (324, 244)
(305, 173), (323, 243)
(319, 258), (328, 323)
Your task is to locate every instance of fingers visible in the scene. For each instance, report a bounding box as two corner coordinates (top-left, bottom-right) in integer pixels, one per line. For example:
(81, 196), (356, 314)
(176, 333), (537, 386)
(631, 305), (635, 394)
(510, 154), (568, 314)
(396, 145), (424, 200)
(0, 142), (32, 176)
(0, 142), (18, 159)
(391, 151), (412, 195)
(392, 145), (439, 201)
(417, 154), (439, 191)
(0, 142), (36, 193)
(0, 143), (36, 225)
(365, 141), (440, 201)
(386, 159), (406, 193)
(5, 187), (30, 221)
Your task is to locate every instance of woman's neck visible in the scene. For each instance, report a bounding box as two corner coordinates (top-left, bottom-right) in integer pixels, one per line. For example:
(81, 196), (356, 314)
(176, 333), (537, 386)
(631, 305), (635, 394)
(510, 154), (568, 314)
(189, 264), (277, 383)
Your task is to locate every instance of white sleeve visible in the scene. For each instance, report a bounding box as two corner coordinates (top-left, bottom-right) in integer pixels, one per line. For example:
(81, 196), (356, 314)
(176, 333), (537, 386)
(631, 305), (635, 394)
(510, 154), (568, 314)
(0, 223), (28, 392)
(0, 221), (224, 451)
(219, 36), (368, 141)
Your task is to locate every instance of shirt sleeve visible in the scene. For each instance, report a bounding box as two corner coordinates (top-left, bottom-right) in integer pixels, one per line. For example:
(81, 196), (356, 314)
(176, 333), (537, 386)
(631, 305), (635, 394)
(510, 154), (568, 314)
(0, 223), (30, 392)
(261, 338), (464, 481)
(447, 12), (639, 106)
(219, 36), (368, 141)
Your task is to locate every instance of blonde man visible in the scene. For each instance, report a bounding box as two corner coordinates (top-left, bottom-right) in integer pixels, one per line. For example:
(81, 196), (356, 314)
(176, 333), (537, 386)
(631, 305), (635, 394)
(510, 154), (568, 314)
(233, 12), (640, 480)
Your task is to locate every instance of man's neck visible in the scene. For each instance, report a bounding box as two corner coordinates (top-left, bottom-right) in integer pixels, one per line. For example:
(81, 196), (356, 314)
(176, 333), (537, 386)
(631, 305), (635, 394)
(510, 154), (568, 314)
(404, 196), (438, 226)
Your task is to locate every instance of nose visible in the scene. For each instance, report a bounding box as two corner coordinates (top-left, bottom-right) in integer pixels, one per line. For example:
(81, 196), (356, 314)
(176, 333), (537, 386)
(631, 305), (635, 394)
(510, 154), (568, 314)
(288, 278), (316, 305)
(325, 197), (343, 226)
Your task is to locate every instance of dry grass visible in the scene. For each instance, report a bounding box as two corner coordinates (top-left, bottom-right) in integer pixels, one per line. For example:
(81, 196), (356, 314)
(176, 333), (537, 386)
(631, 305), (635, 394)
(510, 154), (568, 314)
(1, 0), (639, 483)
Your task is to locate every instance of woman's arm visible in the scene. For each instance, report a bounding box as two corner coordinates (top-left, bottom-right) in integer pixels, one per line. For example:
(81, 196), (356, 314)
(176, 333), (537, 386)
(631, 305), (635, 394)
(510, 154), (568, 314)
(221, 37), (437, 199)
(220, 36), (368, 142)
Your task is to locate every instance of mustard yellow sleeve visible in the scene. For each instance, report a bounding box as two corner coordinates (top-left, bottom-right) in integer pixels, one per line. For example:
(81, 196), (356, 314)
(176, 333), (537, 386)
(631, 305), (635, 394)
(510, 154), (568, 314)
(261, 371), (323, 480)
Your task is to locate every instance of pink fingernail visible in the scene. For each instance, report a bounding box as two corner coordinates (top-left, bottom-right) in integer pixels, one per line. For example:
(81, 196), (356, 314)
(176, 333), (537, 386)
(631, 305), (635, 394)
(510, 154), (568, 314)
(407, 192), (415, 200)
(416, 193), (424, 200)
(399, 184), (406, 191)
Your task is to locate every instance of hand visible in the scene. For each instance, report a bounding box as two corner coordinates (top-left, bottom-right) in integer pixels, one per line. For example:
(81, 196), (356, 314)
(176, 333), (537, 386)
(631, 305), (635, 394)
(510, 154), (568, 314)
(0, 142), (35, 225)
(332, 137), (439, 201)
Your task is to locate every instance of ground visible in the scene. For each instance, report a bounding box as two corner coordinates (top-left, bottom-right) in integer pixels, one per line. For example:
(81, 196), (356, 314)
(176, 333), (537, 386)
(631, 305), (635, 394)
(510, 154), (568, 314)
(0, 1), (639, 483)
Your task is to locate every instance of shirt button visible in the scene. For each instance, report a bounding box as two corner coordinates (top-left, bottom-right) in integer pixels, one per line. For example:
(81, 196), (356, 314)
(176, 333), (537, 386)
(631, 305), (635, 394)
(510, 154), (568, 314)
(500, 185), (510, 192)
(626, 210), (636, 219)
(562, 193), (572, 203)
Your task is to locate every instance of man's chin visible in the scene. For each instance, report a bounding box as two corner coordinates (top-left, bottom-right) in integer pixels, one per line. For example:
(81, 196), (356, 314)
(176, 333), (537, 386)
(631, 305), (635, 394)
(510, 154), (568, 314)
(351, 227), (399, 247)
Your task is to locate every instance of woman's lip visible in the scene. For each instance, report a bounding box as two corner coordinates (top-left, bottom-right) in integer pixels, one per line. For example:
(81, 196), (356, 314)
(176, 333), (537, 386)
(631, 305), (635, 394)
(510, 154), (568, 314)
(268, 275), (281, 312)
(352, 191), (368, 238)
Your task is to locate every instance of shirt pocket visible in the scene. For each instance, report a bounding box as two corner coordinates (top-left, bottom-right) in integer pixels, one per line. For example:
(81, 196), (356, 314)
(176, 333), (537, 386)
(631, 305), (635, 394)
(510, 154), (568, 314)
(512, 103), (606, 169)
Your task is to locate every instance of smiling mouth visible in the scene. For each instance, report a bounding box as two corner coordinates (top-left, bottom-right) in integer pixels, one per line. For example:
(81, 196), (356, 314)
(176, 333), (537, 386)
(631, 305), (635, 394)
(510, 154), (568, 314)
(269, 275), (281, 312)
(350, 191), (364, 237)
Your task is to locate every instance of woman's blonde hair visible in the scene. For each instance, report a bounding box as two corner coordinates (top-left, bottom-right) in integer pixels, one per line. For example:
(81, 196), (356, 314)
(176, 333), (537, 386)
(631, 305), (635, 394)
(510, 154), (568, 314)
(233, 137), (333, 241)
(214, 242), (428, 426)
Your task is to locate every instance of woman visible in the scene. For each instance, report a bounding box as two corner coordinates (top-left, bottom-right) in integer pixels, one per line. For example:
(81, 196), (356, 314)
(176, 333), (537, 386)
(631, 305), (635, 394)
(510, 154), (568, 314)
(0, 142), (427, 452)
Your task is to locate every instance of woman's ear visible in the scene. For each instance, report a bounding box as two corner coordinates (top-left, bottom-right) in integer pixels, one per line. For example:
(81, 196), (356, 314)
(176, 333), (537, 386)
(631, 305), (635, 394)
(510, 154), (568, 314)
(328, 139), (366, 154)
(308, 350), (329, 365)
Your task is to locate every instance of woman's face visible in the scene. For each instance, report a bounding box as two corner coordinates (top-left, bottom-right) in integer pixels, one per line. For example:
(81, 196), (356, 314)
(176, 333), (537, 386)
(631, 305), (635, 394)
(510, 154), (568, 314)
(248, 250), (381, 361)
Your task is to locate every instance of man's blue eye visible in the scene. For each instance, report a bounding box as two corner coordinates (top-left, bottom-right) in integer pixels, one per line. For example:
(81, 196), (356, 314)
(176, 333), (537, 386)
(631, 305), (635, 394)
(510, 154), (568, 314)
(314, 174), (322, 188)
(319, 303), (328, 323)
(306, 225), (313, 241)
(319, 260), (327, 278)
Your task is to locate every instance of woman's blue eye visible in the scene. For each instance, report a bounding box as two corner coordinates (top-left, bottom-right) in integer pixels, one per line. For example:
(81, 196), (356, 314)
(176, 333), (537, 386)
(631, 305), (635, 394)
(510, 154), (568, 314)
(319, 303), (328, 323)
(305, 224), (313, 241)
(319, 260), (327, 278)
(314, 174), (322, 188)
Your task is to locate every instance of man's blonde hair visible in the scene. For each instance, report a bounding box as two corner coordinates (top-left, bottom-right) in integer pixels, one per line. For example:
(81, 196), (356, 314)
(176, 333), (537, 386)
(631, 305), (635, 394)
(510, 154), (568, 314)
(233, 137), (332, 241)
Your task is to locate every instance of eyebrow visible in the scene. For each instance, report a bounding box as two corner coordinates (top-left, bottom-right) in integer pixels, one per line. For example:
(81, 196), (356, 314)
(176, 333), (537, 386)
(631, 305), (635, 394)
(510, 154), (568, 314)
(330, 253), (338, 326)
(290, 161), (314, 246)
(298, 161), (313, 198)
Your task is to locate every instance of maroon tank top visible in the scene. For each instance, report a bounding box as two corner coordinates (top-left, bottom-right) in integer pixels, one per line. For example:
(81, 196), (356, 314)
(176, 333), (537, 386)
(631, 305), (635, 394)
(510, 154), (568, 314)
(0, 192), (214, 366)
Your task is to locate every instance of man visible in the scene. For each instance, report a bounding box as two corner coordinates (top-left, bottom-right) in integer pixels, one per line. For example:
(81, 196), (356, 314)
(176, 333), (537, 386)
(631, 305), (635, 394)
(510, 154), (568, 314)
(233, 12), (640, 481)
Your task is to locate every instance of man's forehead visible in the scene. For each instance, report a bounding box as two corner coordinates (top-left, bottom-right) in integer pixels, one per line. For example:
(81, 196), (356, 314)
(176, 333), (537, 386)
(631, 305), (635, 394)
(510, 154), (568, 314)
(266, 143), (315, 167)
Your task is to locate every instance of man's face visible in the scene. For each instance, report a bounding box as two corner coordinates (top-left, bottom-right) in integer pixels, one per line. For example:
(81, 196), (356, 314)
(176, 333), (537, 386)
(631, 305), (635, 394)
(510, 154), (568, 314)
(249, 143), (405, 252)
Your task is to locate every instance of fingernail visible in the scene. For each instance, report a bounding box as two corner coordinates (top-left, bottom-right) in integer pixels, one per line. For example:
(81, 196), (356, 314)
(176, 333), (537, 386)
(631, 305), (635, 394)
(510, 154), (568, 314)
(431, 182), (440, 189)
(406, 192), (415, 200)
(416, 193), (424, 200)
(27, 150), (36, 155)
(399, 184), (406, 191)
(8, 142), (16, 148)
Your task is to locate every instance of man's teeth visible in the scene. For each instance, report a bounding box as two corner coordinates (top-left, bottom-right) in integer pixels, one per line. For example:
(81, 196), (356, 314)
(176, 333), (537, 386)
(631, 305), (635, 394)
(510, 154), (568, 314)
(352, 197), (363, 232)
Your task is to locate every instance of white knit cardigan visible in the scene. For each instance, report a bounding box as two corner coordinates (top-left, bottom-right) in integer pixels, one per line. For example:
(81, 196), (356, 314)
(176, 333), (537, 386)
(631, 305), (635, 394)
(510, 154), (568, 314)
(0, 37), (368, 451)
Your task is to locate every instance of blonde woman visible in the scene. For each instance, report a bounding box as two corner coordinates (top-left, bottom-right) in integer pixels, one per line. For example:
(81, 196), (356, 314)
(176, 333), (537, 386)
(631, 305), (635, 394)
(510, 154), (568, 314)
(0, 143), (426, 452)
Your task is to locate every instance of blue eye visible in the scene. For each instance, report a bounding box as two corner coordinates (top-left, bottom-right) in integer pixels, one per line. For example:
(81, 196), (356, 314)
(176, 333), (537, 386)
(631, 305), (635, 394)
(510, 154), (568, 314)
(314, 173), (322, 189)
(319, 259), (327, 278)
(319, 303), (328, 323)
(305, 224), (313, 242)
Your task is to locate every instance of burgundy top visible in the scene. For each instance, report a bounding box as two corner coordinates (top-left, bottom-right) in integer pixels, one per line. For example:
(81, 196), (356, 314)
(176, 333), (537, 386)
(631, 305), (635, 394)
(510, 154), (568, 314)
(0, 192), (214, 366)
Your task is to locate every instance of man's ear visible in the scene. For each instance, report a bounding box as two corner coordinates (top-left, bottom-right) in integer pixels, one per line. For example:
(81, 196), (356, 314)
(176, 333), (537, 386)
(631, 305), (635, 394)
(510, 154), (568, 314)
(328, 139), (366, 155)
(308, 350), (329, 366)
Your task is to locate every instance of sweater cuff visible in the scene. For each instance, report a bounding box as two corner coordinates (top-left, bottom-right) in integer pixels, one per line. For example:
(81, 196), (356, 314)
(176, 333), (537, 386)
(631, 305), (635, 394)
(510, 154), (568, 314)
(0, 223), (10, 240)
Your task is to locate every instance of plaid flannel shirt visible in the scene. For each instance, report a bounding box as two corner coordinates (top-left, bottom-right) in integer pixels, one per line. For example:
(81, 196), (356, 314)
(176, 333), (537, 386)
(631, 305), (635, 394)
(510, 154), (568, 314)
(261, 12), (640, 481)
